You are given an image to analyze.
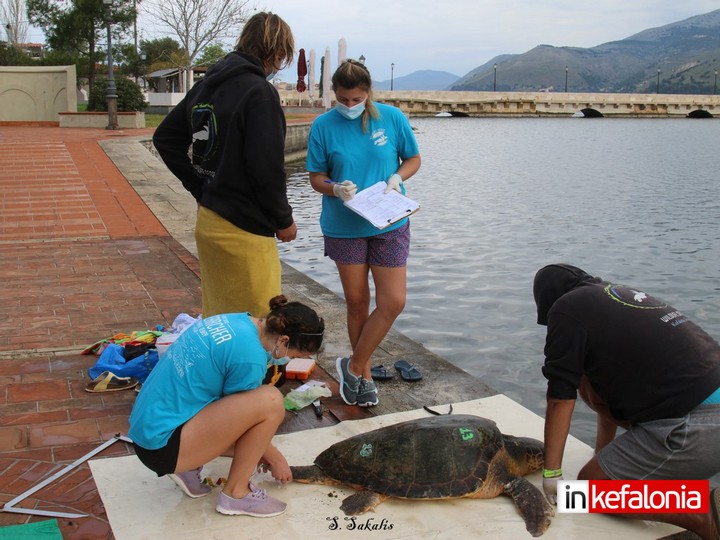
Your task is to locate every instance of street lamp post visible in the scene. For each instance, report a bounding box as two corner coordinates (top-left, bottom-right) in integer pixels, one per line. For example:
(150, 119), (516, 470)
(564, 66), (568, 92)
(714, 70), (718, 95)
(103, 0), (119, 130)
(391, 62), (394, 91)
(656, 68), (661, 94)
(140, 53), (147, 89)
(493, 63), (497, 92)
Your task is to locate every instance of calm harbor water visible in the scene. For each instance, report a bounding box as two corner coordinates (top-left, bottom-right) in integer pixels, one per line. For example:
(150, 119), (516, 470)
(279, 116), (720, 445)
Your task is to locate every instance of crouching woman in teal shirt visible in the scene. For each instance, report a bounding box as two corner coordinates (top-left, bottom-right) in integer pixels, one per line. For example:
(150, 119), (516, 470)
(129, 295), (324, 518)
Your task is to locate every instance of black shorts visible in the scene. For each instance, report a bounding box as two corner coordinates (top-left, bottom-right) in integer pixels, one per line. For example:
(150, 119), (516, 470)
(132, 424), (183, 477)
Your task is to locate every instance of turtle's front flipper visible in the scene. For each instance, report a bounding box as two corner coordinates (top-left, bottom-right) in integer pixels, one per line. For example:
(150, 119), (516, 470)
(503, 477), (554, 537)
(340, 491), (388, 515)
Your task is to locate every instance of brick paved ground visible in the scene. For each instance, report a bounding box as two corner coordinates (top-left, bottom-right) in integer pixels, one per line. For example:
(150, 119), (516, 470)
(0, 126), (203, 539)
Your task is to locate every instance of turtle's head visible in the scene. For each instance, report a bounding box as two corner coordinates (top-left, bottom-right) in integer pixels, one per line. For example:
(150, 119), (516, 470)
(502, 435), (545, 475)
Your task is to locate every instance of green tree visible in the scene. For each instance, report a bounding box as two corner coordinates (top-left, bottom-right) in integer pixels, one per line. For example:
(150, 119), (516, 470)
(116, 42), (142, 78)
(140, 36), (182, 67)
(26, 0), (138, 92)
(0, 42), (33, 65)
(88, 76), (146, 111)
(140, 36), (183, 76)
(196, 43), (226, 69)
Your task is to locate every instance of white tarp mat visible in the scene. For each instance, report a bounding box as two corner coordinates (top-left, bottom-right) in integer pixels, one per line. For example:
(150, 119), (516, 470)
(89, 394), (681, 539)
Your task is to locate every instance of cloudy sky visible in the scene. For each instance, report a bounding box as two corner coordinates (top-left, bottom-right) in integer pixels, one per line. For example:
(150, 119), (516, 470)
(258, 1), (719, 82)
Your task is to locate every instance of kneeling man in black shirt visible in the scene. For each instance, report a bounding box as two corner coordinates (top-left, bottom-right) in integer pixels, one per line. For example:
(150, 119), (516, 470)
(534, 263), (720, 539)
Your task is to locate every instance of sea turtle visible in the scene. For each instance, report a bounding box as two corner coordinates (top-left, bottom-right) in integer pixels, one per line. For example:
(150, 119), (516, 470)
(291, 414), (553, 537)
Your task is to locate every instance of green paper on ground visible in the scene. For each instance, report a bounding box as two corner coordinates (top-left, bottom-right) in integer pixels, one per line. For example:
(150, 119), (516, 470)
(0, 520), (62, 539)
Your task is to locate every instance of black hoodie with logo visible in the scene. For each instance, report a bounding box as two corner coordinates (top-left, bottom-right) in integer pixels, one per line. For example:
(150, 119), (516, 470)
(533, 264), (720, 423)
(152, 51), (292, 237)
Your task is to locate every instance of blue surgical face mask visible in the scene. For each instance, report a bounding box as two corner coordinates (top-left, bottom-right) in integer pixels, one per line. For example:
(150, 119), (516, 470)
(335, 99), (366, 120)
(266, 70), (277, 82)
(266, 343), (289, 366)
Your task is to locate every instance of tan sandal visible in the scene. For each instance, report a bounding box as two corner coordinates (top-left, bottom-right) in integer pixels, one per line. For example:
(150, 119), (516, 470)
(85, 371), (138, 392)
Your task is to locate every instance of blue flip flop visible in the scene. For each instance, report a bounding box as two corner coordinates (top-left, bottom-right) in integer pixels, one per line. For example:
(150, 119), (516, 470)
(394, 360), (422, 382)
(370, 365), (394, 381)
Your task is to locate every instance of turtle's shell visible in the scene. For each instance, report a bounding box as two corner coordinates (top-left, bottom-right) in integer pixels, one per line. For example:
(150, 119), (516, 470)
(314, 414), (504, 499)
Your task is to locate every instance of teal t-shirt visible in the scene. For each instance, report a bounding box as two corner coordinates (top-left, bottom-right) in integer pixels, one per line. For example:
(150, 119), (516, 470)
(306, 102), (420, 238)
(128, 313), (267, 449)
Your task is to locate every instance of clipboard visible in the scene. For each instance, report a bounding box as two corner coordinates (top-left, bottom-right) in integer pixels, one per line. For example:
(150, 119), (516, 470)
(343, 181), (420, 230)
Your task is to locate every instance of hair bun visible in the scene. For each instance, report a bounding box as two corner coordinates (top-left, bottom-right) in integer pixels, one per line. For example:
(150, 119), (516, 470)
(268, 295), (289, 311)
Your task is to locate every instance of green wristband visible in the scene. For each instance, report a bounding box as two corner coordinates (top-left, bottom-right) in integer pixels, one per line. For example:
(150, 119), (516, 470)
(542, 468), (563, 478)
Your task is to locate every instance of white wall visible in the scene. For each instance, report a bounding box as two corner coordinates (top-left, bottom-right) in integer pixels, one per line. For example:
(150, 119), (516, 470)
(0, 65), (77, 121)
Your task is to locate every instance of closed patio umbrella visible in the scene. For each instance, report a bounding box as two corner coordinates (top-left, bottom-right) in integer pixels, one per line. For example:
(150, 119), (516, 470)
(337, 38), (347, 67)
(308, 49), (316, 101)
(321, 47), (332, 109)
(296, 48), (307, 92)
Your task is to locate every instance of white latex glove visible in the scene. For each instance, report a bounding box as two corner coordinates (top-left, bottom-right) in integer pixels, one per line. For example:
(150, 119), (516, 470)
(384, 173), (403, 194)
(333, 180), (357, 201)
(543, 474), (563, 505)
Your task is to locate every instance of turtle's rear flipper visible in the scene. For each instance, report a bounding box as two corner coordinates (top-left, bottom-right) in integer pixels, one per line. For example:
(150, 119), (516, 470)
(340, 490), (388, 515)
(503, 477), (554, 537)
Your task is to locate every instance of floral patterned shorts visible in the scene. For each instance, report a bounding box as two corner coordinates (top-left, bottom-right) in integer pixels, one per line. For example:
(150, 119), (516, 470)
(324, 222), (410, 267)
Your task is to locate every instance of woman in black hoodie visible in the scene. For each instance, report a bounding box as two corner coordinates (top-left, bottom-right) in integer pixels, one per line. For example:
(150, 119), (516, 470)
(153, 12), (296, 318)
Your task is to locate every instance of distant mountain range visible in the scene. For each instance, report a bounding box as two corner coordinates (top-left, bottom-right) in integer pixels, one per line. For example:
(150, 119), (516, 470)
(373, 70), (460, 91)
(379, 9), (720, 94)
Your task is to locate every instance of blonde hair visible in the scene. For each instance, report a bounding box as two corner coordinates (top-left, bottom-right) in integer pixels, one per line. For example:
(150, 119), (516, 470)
(332, 59), (380, 133)
(235, 12), (294, 71)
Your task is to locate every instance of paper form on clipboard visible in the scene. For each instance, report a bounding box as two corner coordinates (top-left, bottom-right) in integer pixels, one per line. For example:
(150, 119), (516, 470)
(343, 181), (420, 229)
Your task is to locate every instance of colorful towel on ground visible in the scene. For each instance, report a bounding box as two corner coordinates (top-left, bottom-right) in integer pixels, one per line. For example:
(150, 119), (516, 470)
(80, 330), (164, 355)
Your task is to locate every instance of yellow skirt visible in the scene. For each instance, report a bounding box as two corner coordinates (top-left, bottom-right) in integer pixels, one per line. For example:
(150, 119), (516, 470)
(195, 206), (281, 318)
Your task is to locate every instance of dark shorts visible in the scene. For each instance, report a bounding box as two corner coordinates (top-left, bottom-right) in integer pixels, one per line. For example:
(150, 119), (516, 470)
(132, 424), (183, 477)
(324, 222), (410, 267)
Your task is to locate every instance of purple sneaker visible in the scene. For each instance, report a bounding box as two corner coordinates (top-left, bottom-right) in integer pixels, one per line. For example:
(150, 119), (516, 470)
(167, 466), (212, 498)
(216, 484), (287, 517)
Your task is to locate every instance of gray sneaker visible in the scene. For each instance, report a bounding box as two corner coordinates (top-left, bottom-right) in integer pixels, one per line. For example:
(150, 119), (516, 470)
(216, 484), (287, 517)
(167, 466), (212, 498)
(357, 378), (379, 407)
(336, 356), (360, 405)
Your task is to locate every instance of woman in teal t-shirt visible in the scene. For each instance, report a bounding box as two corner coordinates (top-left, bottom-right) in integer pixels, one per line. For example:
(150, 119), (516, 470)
(129, 295), (324, 518)
(307, 59), (421, 409)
